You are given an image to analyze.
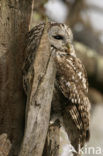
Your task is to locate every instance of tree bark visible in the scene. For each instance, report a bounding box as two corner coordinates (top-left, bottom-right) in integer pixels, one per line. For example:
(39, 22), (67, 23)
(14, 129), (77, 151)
(43, 82), (65, 156)
(19, 23), (56, 156)
(0, 0), (33, 155)
(0, 133), (11, 156)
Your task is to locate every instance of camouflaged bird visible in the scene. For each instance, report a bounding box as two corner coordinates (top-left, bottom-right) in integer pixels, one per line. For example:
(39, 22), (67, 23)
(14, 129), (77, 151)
(22, 22), (91, 155)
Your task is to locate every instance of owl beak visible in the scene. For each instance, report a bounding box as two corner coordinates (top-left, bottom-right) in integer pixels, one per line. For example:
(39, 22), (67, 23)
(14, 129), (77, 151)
(66, 43), (71, 52)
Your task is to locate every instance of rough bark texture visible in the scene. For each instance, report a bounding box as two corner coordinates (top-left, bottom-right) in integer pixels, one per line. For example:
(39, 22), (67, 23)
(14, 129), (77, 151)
(0, 0), (33, 155)
(0, 133), (11, 156)
(43, 83), (65, 156)
(19, 24), (56, 156)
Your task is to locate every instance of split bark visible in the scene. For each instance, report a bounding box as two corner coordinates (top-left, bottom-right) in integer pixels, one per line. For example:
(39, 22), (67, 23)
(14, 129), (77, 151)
(19, 23), (56, 156)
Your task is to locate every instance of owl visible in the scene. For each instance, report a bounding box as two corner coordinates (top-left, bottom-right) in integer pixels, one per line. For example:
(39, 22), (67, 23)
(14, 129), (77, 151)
(23, 22), (91, 155)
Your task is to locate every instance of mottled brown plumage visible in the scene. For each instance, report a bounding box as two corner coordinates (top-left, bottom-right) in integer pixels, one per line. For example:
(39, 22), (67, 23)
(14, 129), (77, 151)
(22, 22), (91, 155)
(53, 49), (90, 148)
(22, 22), (45, 94)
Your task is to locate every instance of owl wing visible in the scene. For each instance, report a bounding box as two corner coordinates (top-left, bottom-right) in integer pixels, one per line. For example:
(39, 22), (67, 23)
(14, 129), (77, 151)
(56, 55), (90, 146)
(63, 102), (90, 150)
(22, 23), (45, 94)
(65, 57), (90, 134)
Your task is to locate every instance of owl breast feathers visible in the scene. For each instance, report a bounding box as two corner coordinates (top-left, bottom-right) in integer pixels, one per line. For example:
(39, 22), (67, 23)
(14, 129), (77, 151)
(23, 22), (91, 150)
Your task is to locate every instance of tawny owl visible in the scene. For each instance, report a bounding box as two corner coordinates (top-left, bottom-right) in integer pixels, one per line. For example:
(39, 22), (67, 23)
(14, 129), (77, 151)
(23, 22), (91, 155)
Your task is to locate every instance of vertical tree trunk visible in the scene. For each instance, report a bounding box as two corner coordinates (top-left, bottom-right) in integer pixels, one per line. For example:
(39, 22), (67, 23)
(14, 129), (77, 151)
(0, 0), (33, 155)
(19, 23), (56, 156)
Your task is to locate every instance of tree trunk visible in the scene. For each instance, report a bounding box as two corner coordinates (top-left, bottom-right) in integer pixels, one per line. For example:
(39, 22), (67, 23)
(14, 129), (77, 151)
(19, 23), (56, 156)
(43, 84), (65, 156)
(0, 0), (33, 155)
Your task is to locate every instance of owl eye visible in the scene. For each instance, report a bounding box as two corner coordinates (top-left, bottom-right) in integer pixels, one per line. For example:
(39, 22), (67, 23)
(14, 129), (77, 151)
(53, 35), (64, 40)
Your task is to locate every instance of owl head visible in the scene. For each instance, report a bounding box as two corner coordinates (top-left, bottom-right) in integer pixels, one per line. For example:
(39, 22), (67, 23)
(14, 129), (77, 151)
(48, 22), (75, 56)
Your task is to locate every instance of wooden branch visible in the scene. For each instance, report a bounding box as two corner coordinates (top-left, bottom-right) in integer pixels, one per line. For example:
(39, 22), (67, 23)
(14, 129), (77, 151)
(66, 0), (85, 26)
(43, 84), (64, 156)
(74, 42), (103, 92)
(19, 23), (56, 156)
(86, 4), (103, 14)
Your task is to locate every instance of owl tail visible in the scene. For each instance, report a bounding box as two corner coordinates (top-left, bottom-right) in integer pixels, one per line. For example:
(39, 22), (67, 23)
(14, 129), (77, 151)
(71, 103), (90, 145)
